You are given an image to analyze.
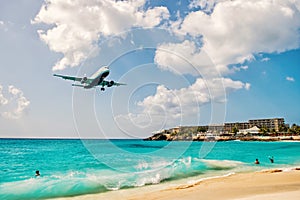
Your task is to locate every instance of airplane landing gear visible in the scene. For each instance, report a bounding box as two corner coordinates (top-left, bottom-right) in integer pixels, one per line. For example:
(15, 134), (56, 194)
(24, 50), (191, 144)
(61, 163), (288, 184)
(101, 87), (105, 91)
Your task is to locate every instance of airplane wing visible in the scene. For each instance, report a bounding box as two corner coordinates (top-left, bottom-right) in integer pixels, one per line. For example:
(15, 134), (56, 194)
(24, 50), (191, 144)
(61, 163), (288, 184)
(53, 74), (82, 82)
(101, 80), (126, 87)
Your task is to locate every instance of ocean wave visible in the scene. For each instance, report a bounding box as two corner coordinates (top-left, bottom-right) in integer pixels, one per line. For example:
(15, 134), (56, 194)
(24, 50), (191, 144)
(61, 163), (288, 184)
(0, 174), (108, 200)
(0, 157), (279, 200)
(135, 159), (172, 171)
(0, 166), (176, 200)
(198, 159), (245, 170)
(0, 157), (204, 200)
(2, 139), (300, 200)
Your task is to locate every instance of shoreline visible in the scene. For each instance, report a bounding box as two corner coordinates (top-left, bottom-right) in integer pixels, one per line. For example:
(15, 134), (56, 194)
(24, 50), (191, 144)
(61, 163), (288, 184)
(1, 137), (300, 142)
(145, 134), (300, 142)
(52, 167), (300, 200)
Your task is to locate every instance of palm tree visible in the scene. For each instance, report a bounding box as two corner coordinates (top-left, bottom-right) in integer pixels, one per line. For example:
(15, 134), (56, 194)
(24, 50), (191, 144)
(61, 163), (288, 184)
(259, 127), (269, 136)
(197, 126), (208, 133)
(232, 126), (239, 135)
(279, 125), (288, 133)
(289, 124), (300, 135)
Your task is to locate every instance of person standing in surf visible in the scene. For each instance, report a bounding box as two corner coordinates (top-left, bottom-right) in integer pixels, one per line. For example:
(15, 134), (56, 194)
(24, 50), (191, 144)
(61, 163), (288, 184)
(35, 170), (40, 177)
(269, 156), (274, 163)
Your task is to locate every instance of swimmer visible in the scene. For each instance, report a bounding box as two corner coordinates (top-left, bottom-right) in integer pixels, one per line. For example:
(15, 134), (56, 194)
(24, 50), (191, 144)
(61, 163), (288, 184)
(35, 170), (40, 176)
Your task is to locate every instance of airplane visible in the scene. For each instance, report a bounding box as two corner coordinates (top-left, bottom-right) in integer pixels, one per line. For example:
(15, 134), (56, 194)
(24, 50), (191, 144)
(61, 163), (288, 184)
(53, 66), (126, 91)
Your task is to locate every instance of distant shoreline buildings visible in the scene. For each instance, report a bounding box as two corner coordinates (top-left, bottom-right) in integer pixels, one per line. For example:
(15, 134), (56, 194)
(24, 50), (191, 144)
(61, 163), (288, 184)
(225, 118), (285, 133)
(157, 117), (288, 136)
(146, 117), (300, 141)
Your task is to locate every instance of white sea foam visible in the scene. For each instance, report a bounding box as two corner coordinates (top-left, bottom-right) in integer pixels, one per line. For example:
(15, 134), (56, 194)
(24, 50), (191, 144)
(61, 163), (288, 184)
(134, 158), (173, 171)
(180, 156), (192, 168)
(259, 166), (300, 173)
(186, 172), (236, 185)
(199, 159), (244, 169)
(136, 161), (149, 170)
(135, 173), (164, 187)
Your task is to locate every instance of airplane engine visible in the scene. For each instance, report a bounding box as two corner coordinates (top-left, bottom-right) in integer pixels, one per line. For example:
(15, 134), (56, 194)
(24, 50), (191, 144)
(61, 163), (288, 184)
(108, 80), (114, 87)
(81, 76), (87, 84)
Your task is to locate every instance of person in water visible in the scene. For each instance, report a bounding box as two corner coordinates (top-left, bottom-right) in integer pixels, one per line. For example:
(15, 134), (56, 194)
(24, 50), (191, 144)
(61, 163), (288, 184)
(35, 170), (40, 176)
(254, 158), (260, 164)
(269, 156), (274, 163)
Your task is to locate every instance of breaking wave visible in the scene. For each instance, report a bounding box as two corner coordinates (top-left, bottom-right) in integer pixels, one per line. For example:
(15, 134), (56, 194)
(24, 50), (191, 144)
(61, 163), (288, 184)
(199, 159), (245, 170)
(0, 157), (245, 200)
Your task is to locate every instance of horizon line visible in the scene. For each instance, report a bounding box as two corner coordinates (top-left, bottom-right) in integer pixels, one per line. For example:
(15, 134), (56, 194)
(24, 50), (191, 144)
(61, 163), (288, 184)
(0, 137), (142, 140)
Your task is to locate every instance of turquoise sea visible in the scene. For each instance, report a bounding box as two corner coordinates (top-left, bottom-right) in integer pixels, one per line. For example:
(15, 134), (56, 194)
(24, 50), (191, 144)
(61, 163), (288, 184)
(1, 139), (300, 200)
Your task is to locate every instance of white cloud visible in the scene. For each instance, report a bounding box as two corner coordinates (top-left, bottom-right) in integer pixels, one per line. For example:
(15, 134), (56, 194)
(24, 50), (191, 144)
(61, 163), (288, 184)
(154, 0), (300, 104)
(33, 0), (300, 72)
(154, 40), (229, 77)
(33, 0), (169, 71)
(123, 77), (249, 121)
(286, 76), (295, 82)
(189, 0), (227, 13)
(261, 57), (270, 62)
(151, 0), (299, 121)
(0, 85), (30, 119)
(32, 0), (299, 132)
(114, 77), (249, 136)
(231, 65), (248, 73)
(174, 0), (300, 67)
(244, 83), (251, 90)
(0, 85), (8, 105)
(0, 20), (8, 31)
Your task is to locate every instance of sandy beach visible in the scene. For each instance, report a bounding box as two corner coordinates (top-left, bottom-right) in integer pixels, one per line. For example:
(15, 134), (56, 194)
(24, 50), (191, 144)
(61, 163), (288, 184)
(53, 168), (300, 200)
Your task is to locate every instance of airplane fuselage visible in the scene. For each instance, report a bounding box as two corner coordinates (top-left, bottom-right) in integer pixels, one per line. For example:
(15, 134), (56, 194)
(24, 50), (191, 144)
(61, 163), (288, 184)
(84, 66), (110, 89)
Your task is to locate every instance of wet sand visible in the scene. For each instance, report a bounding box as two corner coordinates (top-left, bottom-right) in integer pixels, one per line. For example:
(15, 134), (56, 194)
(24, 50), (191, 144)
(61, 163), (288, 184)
(53, 168), (300, 200)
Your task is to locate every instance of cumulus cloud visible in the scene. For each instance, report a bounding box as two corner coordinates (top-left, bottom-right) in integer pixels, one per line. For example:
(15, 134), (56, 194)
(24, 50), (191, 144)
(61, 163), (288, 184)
(189, 0), (227, 13)
(0, 20), (8, 32)
(126, 0), (300, 129)
(154, 40), (229, 77)
(34, 0), (300, 72)
(33, 0), (299, 130)
(0, 85), (8, 106)
(261, 57), (270, 62)
(173, 0), (300, 68)
(114, 77), (249, 136)
(33, 0), (169, 70)
(0, 85), (30, 119)
(122, 77), (249, 121)
(151, 0), (299, 120)
(286, 76), (295, 82)
(155, 0), (300, 81)
(189, 0), (215, 9)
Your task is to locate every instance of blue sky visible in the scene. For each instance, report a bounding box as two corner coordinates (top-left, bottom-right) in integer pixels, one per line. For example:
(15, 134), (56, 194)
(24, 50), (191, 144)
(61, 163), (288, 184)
(0, 0), (299, 138)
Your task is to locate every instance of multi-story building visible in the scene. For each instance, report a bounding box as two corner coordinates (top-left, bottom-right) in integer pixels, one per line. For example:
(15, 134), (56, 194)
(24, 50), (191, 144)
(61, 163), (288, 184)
(158, 118), (285, 135)
(207, 124), (225, 134)
(224, 118), (285, 133)
(224, 122), (250, 133)
(249, 118), (284, 132)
